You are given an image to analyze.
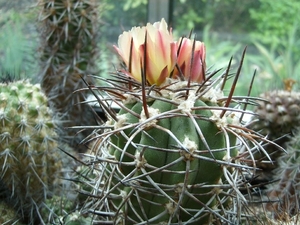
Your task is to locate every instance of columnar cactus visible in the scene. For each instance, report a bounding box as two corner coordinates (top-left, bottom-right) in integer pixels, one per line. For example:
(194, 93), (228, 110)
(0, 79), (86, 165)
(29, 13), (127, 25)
(37, 0), (99, 152)
(81, 19), (272, 224)
(0, 80), (62, 224)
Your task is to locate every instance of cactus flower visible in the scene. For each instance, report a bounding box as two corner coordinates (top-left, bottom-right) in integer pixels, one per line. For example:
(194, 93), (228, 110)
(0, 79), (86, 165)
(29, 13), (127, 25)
(114, 18), (177, 86)
(173, 37), (206, 83)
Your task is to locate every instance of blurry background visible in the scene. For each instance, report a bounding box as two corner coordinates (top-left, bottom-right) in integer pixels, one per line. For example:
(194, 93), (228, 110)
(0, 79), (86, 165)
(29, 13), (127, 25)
(0, 0), (299, 96)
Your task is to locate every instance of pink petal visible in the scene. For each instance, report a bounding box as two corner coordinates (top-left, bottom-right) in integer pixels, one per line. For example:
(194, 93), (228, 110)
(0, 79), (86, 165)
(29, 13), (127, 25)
(157, 66), (169, 85)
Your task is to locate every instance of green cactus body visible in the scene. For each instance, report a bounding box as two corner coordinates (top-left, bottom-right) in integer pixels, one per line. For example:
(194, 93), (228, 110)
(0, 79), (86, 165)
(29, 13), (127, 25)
(82, 30), (269, 222)
(92, 79), (245, 224)
(0, 80), (62, 224)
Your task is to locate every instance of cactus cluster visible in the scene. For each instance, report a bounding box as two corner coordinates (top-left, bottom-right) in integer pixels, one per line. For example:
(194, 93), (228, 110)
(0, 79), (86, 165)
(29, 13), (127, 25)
(1, 5), (291, 222)
(0, 80), (62, 224)
(0, 0), (102, 223)
(37, 0), (99, 152)
(76, 19), (275, 224)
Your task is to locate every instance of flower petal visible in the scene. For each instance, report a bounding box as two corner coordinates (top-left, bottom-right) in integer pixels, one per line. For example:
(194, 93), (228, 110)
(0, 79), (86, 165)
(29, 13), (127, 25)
(173, 37), (206, 83)
(113, 18), (177, 86)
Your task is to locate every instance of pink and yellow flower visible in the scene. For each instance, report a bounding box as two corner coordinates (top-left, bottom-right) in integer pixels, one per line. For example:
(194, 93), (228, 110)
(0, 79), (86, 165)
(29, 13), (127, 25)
(114, 18), (177, 86)
(173, 37), (206, 83)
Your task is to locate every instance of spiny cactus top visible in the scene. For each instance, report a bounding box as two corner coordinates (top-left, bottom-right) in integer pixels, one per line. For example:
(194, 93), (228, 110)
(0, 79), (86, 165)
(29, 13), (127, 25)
(254, 89), (300, 138)
(38, 0), (99, 152)
(251, 89), (300, 176)
(83, 19), (273, 224)
(0, 80), (62, 224)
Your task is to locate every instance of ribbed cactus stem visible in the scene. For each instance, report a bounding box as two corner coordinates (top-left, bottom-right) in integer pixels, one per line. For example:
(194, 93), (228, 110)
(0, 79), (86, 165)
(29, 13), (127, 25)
(77, 19), (275, 223)
(85, 72), (267, 224)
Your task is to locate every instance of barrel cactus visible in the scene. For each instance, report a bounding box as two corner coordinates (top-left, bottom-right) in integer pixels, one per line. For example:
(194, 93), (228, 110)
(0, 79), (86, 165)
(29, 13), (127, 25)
(0, 80), (62, 224)
(79, 19), (273, 224)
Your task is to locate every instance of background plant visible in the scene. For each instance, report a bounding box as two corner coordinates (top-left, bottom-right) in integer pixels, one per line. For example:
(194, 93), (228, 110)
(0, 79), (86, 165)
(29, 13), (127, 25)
(172, 0), (259, 34)
(38, 0), (100, 152)
(0, 7), (38, 81)
(249, 0), (300, 50)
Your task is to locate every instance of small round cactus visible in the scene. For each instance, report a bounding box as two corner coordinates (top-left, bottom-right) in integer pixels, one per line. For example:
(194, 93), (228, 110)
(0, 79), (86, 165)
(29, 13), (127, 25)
(91, 83), (242, 224)
(253, 89), (300, 139)
(0, 80), (62, 224)
(79, 19), (272, 224)
(251, 88), (300, 182)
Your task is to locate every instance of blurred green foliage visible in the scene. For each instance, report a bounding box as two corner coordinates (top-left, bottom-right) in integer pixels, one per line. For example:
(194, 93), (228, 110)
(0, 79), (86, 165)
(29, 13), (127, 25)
(249, 0), (300, 49)
(248, 0), (300, 92)
(98, 0), (147, 39)
(250, 26), (300, 91)
(0, 7), (38, 81)
(123, 0), (147, 10)
(172, 0), (259, 34)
